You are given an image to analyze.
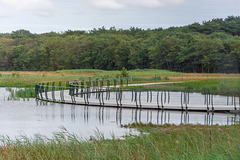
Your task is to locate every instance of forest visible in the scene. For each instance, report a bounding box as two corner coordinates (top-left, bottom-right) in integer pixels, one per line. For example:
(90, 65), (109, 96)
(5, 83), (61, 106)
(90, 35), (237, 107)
(0, 16), (240, 73)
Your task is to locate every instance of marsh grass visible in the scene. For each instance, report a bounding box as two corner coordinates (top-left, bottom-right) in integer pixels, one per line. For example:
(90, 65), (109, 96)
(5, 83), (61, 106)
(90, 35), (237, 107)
(0, 69), (239, 92)
(131, 75), (162, 82)
(6, 88), (36, 100)
(129, 69), (180, 76)
(165, 78), (240, 93)
(0, 74), (89, 88)
(56, 69), (180, 76)
(0, 72), (165, 88)
(12, 72), (20, 78)
(0, 124), (240, 159)
(15, 88), (36, 99)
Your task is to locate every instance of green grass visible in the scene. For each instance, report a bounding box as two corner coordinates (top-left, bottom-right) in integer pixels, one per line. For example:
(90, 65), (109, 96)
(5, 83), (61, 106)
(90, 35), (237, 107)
(6, 88), (36, 100)
(56, 69), (121, 75)
(57, 69), (110, 73)
(0, 69), (239, 93)
(141, 78), (240, 96)
(131, 75), (162, 82)
(164, 78), (240, 92)
(0, 70), (172, 88)
(0, 124), (240, 159)
(0, 74), (89, 88)
(56, 69), (180, 76)
(129, 69), (181, 76)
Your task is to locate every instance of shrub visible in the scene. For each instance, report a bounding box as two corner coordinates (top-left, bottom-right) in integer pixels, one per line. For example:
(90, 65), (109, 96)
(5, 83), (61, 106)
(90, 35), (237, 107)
(12, 72), (20, 78)
(163, 76), (169, 80)
(42, 73), (46, 77)
(116, 67), (129, 78)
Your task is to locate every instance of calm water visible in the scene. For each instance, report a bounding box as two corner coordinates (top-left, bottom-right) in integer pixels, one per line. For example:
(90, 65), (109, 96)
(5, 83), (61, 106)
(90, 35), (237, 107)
(0, 88), (238, 139)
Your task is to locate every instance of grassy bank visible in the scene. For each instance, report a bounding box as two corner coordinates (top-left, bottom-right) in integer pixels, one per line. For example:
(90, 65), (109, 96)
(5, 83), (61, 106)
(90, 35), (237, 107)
(0, 70), (240, 91)
(0, 74), (88, 88)
(0, 124), (239, 159)
(0, 69), (176, 88)
(157, 78), (240, 92)
(56, 69), (180, 76)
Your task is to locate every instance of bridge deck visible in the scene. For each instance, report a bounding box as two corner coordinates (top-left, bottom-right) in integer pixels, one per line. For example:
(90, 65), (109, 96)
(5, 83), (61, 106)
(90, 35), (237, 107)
(37, 91), (240, 112)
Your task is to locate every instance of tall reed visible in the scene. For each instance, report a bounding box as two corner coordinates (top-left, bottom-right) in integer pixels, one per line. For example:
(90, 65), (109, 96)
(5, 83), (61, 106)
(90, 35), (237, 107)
(0, 124), (240, 159)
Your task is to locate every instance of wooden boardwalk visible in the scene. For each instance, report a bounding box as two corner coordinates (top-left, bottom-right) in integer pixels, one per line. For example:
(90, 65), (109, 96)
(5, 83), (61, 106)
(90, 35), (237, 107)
(37, 90), (240, 113)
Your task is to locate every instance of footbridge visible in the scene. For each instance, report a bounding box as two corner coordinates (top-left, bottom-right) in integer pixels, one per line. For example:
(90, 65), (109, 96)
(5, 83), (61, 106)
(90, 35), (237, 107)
(35, 78), (240, 113)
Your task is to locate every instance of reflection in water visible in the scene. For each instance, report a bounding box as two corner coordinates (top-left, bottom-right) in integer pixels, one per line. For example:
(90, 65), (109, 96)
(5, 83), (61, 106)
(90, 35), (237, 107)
(227, 114), (240, 125)
(45, 105), (48, 120)
(0, 87), (239, 139)
(84, 106), (89, 123)
(181, 111), (189, 124)
(52, 105), (55, 120)
(71, 105), (75, 122)
(32, 101), (240, 127)
(205, 112), (213, 125)
(49, 104), (238, 126)
(116, 108), (122, 125)
(60, 104), (64, 122)
(97, 107), (104, 125)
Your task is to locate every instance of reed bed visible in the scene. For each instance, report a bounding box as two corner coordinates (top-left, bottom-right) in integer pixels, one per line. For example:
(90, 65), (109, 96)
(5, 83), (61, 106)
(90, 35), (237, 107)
(6, 88), (36, 100)
(0, 124), (239, 159)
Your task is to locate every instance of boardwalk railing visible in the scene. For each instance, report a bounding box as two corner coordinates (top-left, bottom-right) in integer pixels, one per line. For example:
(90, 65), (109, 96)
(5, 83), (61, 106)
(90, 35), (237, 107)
(35, 78), (240, 112)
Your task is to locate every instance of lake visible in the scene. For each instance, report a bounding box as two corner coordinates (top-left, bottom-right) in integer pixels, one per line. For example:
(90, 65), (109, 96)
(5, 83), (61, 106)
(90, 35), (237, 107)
(0, 88), (238, 140)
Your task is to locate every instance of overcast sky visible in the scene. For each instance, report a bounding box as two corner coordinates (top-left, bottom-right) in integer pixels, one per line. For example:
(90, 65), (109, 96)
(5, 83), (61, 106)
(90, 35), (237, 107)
(0, 0), (239, 33)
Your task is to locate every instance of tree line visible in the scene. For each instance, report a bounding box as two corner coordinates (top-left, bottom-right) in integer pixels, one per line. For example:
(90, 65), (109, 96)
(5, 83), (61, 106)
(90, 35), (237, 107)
(0, 16), (240, 73)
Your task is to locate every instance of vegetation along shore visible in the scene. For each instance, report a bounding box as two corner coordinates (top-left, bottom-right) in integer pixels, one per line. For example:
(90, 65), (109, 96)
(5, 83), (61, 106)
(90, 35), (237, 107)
(0, 124), (239, 159)
(1, 16), (240, 159)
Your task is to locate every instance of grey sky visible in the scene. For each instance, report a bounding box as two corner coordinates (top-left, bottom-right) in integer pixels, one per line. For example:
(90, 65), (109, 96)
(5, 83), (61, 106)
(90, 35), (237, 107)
(0, 0), (239, 33)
